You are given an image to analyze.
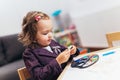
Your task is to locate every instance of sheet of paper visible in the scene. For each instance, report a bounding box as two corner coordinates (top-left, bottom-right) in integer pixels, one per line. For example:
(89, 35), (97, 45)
(61, 48), (120, 80)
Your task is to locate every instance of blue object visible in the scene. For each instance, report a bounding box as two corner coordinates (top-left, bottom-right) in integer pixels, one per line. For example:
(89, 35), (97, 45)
(102, 51), (115, 56)
(71, 54), (99, 69)
(52, 10), (62, 17)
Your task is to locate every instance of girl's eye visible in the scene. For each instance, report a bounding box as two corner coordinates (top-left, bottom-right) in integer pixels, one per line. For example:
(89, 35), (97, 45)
(43, 33), (48, 35)
(42, 30), (53, 35)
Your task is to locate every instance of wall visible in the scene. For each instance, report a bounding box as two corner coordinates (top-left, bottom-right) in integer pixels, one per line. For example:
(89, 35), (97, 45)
(69, 0), (120, 47)
(1, 0), (120, 47)
(72, 6), (120, 47)
(0, 0), (69, 36)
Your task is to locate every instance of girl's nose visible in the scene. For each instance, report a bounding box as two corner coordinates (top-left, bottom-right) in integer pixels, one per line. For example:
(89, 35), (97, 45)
(48, 32), (53, 38)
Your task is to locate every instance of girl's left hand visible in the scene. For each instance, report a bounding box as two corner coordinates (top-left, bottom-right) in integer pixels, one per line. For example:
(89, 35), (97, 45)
(69, 45), (77, 55)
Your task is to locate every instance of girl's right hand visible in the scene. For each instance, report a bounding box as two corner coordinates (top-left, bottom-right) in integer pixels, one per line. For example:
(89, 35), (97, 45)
(56, 49), (70, 65)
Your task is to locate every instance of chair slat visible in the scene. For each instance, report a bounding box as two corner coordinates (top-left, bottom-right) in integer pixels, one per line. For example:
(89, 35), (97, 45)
(17, 67), (31, 80)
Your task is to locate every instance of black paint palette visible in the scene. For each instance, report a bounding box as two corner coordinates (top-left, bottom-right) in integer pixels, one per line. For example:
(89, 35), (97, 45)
(71, 54), (99, 69)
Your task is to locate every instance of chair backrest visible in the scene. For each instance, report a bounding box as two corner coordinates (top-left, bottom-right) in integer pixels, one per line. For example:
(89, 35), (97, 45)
(106, 32), (120, 47)
(17, 67), (31, 80)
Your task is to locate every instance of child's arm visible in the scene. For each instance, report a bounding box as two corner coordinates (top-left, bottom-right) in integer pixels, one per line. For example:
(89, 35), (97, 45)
(56, 49), (70, 65)
(23, 49), (63, 80)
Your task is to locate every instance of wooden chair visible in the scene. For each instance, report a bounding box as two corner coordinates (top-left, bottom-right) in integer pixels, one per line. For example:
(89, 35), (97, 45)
(106, 32), (120, 47)
(17, 67), (31, 80)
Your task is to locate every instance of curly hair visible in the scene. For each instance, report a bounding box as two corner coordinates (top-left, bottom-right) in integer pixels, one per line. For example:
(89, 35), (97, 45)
(18, 11), (49, 47)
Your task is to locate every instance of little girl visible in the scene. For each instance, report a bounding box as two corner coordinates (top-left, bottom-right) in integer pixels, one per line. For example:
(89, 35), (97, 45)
(18, 11), (79, 80)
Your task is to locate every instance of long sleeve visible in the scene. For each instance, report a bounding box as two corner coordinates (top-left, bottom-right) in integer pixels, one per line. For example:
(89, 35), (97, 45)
(23, 48), (62, 80)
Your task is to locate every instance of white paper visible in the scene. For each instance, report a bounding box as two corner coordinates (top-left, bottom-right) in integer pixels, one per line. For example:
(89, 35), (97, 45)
(61, 48), (120, 80)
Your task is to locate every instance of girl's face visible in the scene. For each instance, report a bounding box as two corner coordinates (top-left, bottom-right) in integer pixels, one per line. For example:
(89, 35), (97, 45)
(36, 19), (53, 47)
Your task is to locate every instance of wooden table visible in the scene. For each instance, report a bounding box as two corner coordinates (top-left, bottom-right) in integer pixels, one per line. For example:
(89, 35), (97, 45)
(57, 46), (120, 80)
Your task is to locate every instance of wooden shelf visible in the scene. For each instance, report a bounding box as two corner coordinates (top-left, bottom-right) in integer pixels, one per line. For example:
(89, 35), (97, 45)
(54, 29), (77, 38)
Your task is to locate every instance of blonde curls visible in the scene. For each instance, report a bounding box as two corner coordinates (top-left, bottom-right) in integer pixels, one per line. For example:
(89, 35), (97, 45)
(18, 11), (49, 47)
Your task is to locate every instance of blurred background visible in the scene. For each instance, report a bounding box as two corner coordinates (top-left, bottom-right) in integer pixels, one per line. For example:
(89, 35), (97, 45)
(1, 0), (120, 80)
(1, 0), (120, 47)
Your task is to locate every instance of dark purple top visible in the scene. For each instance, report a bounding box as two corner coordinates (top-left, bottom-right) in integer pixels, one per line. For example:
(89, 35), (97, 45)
(23, 40), (79, 80)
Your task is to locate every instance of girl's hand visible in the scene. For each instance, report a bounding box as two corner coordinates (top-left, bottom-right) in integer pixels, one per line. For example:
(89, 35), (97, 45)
(69, 45), (77, 55)
(56, 49), (70, 65)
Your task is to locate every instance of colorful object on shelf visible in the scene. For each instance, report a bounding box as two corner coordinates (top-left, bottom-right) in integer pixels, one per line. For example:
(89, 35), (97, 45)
(57, 36), (72, 47)
(52, 9), (64, 31)
(54, 29), (81, 47)
(52, 10), (62, 17)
